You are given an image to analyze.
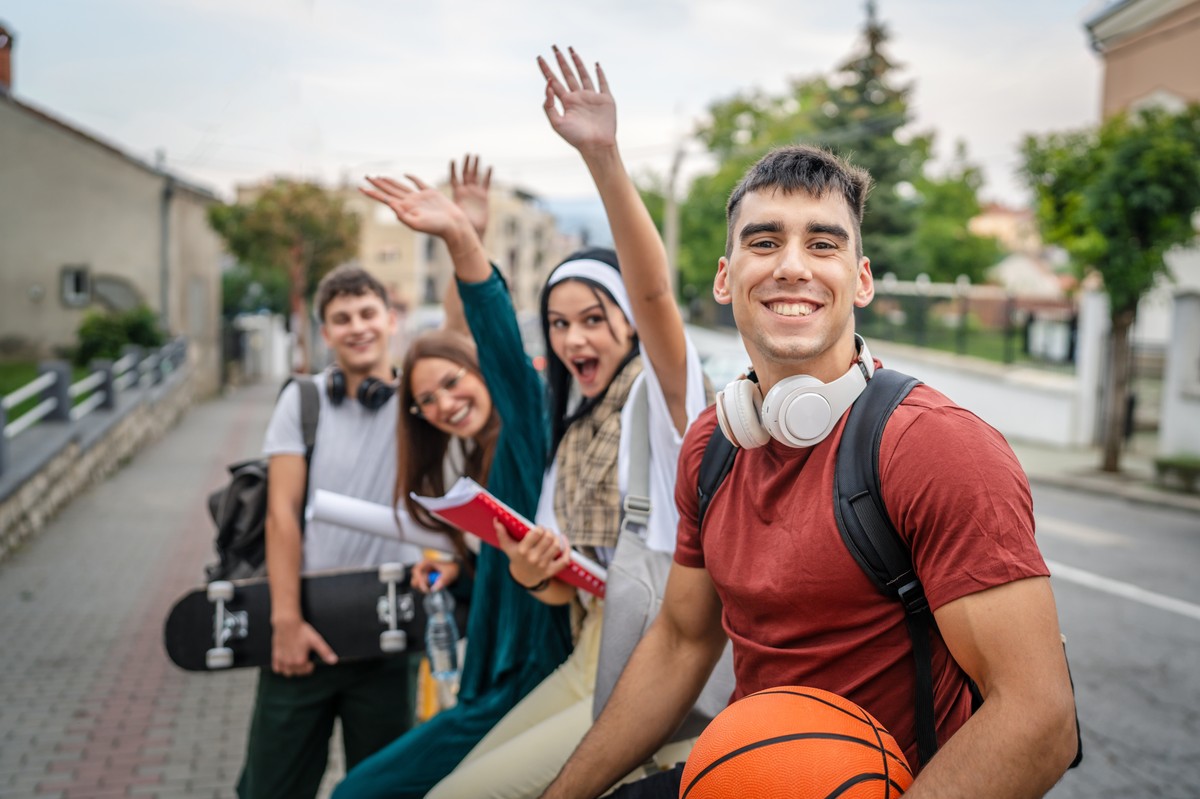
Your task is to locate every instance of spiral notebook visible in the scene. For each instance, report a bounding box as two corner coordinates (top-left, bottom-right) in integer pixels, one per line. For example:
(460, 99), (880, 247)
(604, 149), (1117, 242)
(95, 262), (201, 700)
(412, 477), (607, 598)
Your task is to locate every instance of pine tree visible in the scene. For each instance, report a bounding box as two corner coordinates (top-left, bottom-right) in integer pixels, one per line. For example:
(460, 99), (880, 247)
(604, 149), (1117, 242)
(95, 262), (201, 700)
(813, 0), (930, 277)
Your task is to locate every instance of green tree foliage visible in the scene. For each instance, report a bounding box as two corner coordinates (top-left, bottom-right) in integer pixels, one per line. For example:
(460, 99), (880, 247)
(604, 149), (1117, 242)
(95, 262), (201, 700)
(208, 180), (359, 370)
(645, 2), (992, 301)
(1022, 104), (1200, 471)
(811, 1), (929, 278)
(221, 263), (290, 318)
(912, 143), (1002, 284)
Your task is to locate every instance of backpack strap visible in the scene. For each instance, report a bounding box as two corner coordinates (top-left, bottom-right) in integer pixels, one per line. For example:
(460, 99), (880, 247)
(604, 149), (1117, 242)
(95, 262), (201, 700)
(696, 424), (738, 534)
(620, 378), (653, 536)
(832, 368), (938, 765)
(282, 376), (321, 535)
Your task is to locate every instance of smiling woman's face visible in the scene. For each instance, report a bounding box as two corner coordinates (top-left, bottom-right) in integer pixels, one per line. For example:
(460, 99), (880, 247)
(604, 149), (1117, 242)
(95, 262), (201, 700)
(546, 280), (634, 398)
(407, 356), (492, 438)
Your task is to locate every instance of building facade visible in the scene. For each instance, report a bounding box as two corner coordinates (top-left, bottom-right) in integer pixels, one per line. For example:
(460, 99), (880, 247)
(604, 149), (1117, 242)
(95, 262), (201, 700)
(0, 24), (223, 397)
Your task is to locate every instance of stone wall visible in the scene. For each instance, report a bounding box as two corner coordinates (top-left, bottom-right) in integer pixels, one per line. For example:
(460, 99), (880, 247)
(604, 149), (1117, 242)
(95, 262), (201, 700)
(0, 366), (195, 564)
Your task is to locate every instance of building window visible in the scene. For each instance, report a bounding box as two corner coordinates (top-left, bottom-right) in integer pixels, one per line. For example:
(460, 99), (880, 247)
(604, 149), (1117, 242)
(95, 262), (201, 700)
(61, 265), (91, 308)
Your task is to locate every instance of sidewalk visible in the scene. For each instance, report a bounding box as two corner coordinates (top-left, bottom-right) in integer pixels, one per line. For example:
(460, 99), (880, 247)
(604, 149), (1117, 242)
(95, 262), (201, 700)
(1010, 430), (1200, 515)
(0, 383), (345, 799)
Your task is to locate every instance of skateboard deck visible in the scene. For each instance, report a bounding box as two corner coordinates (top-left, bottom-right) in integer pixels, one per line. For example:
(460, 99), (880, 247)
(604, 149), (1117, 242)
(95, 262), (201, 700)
(163, 564), (464, 672)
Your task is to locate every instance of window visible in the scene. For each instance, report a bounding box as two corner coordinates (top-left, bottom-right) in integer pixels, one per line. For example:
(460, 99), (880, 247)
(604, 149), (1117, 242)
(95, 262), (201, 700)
(61, 265), (91, 308)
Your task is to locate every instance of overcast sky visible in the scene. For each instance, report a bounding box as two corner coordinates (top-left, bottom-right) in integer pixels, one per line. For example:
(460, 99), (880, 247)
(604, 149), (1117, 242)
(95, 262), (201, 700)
(4, 0), (1106, 208)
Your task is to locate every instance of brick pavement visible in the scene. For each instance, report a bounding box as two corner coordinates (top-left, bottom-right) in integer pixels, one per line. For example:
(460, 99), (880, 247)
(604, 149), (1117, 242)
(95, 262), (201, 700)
(0, 384), (345, 799)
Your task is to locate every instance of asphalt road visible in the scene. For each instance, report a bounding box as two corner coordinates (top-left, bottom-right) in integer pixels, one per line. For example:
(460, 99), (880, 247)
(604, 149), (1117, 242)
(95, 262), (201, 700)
(1034, 484), (1200, 798)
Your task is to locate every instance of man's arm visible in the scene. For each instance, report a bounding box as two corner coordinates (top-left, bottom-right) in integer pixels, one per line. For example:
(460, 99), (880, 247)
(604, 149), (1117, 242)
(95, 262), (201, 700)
(264, 453), (336, 676)
(542, 562), (728, 799)
(538, 47), (690, 435)
(905, 576), (1077, 798)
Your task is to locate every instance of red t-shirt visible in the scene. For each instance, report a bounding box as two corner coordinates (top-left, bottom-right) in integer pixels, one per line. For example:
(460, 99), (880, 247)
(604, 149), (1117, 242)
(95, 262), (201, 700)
(674, 378), (1049, 769)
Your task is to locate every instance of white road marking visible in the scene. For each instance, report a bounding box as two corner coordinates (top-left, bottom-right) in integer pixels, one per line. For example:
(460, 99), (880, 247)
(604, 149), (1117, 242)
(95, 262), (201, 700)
(1046, 559), (1200, 622)
(1036, 516), (1131, 547)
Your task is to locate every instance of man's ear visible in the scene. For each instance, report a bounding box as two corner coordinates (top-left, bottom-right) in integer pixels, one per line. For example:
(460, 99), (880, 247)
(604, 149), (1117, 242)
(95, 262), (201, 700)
(319, 321), (332, 348)
(386, 307), (399, 335)
(854, 257), (875, 308)
(713, 257), (732, 306)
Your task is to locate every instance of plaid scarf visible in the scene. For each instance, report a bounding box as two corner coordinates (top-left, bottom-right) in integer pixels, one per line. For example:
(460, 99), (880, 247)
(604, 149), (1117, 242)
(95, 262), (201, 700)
(553, 355), (643, 551)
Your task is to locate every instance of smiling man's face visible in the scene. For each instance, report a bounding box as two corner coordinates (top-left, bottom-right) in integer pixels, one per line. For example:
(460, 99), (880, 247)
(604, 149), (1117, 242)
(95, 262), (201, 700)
(714, 188), (874, 390)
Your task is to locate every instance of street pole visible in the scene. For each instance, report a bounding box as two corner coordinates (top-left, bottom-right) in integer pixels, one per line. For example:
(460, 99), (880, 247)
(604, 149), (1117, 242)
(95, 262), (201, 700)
(663, 144), (685, 300)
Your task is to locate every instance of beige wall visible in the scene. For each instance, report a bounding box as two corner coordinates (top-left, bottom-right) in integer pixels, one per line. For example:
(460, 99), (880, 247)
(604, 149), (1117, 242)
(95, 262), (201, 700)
(0, 97), (222, 397)
(1092, 0), (1200, 115)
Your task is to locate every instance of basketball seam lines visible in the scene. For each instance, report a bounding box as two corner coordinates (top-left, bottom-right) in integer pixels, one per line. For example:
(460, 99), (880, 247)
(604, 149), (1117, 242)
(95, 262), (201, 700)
(680, 731), (893, 799)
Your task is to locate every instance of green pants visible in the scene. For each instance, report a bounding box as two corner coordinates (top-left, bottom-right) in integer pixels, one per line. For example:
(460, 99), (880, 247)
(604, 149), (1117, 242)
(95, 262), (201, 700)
(237, 655), (419, 799)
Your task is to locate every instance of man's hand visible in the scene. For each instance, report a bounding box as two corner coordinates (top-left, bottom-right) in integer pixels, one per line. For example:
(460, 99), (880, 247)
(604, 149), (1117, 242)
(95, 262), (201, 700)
(538, 45), (616, 155)
(450, 154), (492, 240)
(271, 617), (337, 677)
(361, 175), (473, 245)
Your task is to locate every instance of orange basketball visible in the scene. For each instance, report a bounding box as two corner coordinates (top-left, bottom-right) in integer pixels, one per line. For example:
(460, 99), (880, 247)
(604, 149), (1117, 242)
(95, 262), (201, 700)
(680, 686), (913, 799)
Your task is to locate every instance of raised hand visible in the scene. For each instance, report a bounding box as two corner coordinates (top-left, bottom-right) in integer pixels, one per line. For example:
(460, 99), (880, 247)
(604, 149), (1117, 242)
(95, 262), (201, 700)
(538, 45), (616, 154)
(360, 175), (471, 242)
(450, 154), (492, 239)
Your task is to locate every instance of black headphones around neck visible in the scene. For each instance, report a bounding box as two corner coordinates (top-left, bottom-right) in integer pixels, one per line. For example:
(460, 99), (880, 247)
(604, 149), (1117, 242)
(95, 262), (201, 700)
(327, 366), (397, 411)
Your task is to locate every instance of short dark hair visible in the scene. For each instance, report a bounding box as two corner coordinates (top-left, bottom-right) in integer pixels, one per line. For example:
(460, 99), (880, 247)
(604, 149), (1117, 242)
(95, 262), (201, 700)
(315, 264), (390, 322)
(725, 145), (873, 259)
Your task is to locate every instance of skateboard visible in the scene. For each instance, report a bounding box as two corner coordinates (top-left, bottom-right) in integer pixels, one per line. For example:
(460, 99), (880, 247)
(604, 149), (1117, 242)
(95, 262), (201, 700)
(163, 563), (464, 671)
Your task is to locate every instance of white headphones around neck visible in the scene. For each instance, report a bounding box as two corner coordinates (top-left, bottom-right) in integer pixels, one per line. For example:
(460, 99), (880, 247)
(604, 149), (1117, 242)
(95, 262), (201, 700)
(715, 336), (876, 449)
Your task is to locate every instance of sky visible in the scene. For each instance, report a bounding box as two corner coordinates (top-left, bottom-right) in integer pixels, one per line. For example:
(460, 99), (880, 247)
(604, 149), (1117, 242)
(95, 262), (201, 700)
(4, 0), (1107, 213)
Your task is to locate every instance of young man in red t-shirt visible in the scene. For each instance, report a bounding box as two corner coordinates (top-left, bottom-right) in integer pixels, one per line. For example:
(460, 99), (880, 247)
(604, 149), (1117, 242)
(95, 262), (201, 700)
(541, 143), (1078, 799)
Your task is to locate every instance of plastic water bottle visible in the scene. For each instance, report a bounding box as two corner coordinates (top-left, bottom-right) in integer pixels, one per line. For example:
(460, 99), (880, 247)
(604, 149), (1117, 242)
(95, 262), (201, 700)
(423, 572), (460, 702)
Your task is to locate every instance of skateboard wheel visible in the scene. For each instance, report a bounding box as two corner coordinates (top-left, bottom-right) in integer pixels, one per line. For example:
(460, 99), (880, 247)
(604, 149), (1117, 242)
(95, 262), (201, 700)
(380, 629), (407, 653)
(206, 647), (234, 669)
(207, 581), (235, 602)
(378, 562), (405, 584)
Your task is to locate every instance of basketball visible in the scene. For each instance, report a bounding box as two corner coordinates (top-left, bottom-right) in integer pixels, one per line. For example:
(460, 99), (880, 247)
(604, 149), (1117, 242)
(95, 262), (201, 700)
(680, 685), (914, 799)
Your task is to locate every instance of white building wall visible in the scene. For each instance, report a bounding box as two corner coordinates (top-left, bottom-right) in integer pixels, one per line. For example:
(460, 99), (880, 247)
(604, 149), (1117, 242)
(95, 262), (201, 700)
(1159, 292), (1200, 456)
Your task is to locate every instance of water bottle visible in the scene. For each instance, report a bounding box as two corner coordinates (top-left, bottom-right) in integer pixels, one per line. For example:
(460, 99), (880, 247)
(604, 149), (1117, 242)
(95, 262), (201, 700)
(423, 572), (460, 706)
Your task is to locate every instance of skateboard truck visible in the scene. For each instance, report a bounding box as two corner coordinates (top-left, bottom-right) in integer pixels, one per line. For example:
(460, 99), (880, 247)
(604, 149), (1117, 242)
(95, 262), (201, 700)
(205, 581), (248, 669)
(377, 562), (415, 653)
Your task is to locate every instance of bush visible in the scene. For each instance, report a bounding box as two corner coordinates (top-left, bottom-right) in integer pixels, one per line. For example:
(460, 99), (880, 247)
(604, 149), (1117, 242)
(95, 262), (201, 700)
(74, 306), (166, 367)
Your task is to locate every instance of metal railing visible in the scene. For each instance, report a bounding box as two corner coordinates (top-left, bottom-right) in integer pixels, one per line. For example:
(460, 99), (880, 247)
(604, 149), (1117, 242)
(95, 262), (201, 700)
(857, 274), (1077, 368)
(0, 338), (187, 476)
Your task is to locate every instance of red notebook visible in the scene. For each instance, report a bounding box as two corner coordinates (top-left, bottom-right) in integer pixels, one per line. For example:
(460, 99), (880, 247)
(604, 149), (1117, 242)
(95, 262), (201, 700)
(412, 477), (607, 598)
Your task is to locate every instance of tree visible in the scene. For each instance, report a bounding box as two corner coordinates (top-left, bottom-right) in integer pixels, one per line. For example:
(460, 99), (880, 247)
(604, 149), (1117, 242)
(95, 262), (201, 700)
(209, 180), (360, 371)
(221, 263), (290, 318)
(642, 1), (948, 301)
(912, 143), (1002, 284)
(811, 0), (930, 278)
(1022, 104), (1200, 472)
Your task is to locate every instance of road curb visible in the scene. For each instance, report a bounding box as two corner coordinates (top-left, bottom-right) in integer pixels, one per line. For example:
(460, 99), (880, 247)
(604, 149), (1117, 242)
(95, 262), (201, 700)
(1027, 472), (1200, 515)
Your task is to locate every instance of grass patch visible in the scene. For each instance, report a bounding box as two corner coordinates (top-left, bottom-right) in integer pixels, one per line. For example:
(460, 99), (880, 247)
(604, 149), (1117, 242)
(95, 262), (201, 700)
(0, 361), (94, 422)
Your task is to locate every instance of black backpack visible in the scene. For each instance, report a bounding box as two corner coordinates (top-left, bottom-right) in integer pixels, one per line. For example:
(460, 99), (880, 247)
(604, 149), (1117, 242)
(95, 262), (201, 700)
(696, 368), (1082, 770)
(205, 377), (320, 581)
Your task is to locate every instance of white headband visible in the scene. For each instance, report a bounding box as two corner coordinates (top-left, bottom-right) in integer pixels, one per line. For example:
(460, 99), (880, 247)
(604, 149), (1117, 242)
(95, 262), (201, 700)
(545, 258), (635, 331)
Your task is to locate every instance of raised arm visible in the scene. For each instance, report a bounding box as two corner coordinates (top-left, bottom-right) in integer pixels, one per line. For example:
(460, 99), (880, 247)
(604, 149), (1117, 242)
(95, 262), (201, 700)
(442, 154), (494, 335)
(361, 175), (491, 284)
(541, 562), (728, 798)
(907, 577), (1078, 798)
(538, 47), (690, 434)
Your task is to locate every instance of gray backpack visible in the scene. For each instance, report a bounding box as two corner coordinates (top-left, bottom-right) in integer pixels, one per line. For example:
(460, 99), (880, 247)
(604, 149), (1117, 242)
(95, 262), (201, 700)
(592, 379), (737, 741)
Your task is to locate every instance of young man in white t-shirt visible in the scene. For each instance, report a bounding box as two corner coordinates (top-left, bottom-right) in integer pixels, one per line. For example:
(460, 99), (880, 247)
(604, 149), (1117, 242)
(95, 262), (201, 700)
(237, 265), (420, 799)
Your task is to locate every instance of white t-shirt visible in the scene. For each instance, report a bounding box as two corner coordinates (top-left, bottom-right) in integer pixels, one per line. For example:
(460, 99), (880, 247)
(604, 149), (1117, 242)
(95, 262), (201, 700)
(536, 334), (709, 557)
(262, 373), (420, 573)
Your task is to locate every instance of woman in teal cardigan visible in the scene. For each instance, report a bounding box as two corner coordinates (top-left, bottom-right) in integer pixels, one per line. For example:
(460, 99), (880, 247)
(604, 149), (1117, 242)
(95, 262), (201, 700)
(332, 182), (573, 799)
